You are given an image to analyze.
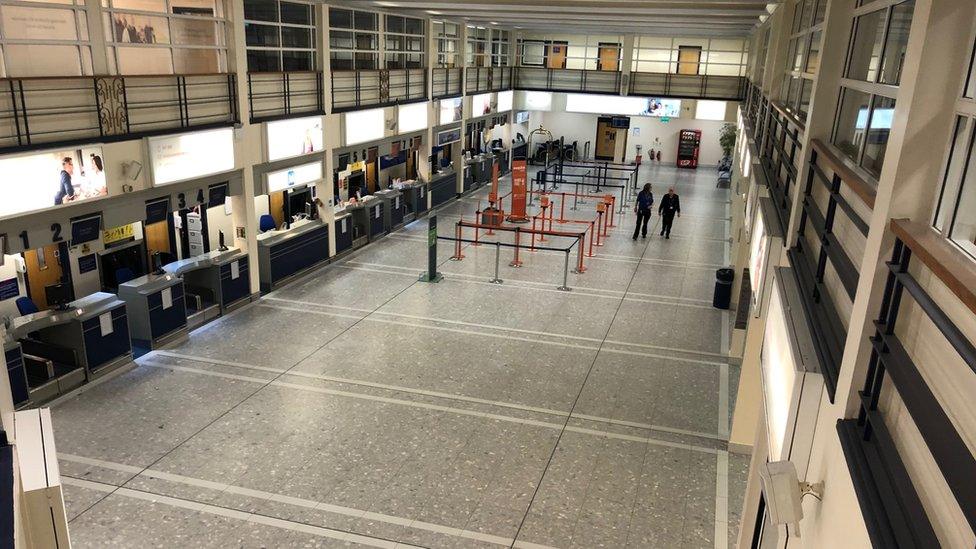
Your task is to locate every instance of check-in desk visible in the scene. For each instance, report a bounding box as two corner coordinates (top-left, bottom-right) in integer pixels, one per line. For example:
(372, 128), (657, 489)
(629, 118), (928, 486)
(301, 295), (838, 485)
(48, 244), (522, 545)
(374, 189), (405, 231)
(118, 273), (187, 350)
(400, 182), (428, 221)
(164, 248), (250, 328)
(334, 212), (354, 256)
(344, 198), (385, 249)
(257, 219), (330, 292)
(5, 341), (29, 408)
(430, 171), (458, 209)
(7, 293), (132, 385)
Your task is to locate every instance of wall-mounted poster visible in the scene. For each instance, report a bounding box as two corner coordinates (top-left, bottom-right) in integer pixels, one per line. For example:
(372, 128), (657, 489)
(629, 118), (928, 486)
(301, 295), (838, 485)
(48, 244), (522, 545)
(266, 116), (323, 161)
(472, 93), (492, 117)
(149, 128), (235, 186)
(439, 97), (462, 125)
(497, 90), (514, 113)
(0, 146), (108, 219)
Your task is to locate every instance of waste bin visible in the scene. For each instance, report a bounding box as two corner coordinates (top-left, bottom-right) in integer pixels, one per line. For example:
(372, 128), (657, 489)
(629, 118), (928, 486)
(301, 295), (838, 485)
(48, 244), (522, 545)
(713, 268), (735, 309)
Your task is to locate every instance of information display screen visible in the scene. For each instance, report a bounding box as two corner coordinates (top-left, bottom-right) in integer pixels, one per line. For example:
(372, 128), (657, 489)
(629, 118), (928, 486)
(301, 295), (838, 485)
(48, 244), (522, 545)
(0, 146), (108, 219)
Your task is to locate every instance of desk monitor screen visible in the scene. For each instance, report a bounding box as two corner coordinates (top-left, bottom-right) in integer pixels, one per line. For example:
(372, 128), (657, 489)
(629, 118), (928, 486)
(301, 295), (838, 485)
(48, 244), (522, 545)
(208, 183), (229, 208)
(145, 197), (170, 225)
(348, 171), (366, 197)
(71, 214), (102, 245)
(45, 283), (72, 310)
(288, 188), (311, 217)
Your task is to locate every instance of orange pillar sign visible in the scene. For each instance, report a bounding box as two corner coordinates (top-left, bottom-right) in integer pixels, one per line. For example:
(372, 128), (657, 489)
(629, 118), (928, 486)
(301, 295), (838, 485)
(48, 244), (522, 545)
(508, 159), (529, 222)
(490, 161), (500, 204)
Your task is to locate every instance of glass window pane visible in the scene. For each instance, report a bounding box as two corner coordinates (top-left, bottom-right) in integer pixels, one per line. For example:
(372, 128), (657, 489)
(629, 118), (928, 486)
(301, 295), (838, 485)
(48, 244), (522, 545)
(813, 0), (827, 26)
(798, 79), (813, 118)
(833, 87), (872, 163)
(792, 38), (805, 72)
(800, 0), (813, 30)
(354, 11), (375, 31)
(108, 14), (170, 43)
(879, 0), (914, 85)
(861, 96), (896, 177)
(966, 38), (976, 99)
(174, 47), (219, 72)
(806, 31), (821, 73)
(245, 23), (278, 47)
(846, 8), (886, 82)
(329, 8), (352, 29)
(279, 2), (310, 25)
(330, 30), (352, 50)
(244, 0), (277, 22)
(282, 49), (312, 70)
(330, 51), (353, 70)
(280, 26), (310, 48)
(2, 6), (79, 40)
(171, 0), (218, 17)
(385, 15), (403, 34)
(114, 0), (166, 12)
(949, 127), (976, 257)
(247, 49), (279, 71)
(935, 117), (970, 232)
(172, 18), (218, 46)
(356, 32), (376, 51)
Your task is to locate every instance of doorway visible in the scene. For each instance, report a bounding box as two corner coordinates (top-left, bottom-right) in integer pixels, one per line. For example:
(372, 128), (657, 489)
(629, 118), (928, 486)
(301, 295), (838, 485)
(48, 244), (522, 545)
(366, 146), (379, 193)
(595, 117), (629, 163)
(677, 46), (702, 75)
(597, 43), (620, 71)
(546, 41), (568, 69)
(24, 242), (71, 310)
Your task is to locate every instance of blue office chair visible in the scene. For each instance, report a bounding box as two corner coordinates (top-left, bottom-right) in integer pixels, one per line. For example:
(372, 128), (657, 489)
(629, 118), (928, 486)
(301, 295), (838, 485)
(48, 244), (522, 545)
(259, 214), (276, 233)
(15, 297), (38, 316)
(116, 267), (136, 285)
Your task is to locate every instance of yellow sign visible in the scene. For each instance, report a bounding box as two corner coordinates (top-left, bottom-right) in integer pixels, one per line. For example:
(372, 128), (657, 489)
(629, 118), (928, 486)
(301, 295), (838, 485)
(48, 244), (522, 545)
(349, 161), (366, 172)
(103, 224), (134, 244)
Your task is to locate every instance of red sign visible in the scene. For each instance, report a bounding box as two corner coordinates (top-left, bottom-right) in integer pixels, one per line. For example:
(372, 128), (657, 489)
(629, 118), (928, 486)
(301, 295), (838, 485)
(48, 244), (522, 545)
(508, 159), (528, 222)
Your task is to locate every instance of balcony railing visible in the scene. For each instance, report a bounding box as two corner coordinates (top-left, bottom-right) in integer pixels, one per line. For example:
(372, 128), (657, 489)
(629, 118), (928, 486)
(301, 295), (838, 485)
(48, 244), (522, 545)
(0, 73), (238, 153)
(330, 68), (427, 113)
(838, 218), (976, 548)
(432, 67), (463, 99)
(629, 73), (746, 101)
(514, 67), (620, 95)
(465, 66), (513, 95)
(247, 71), (324, 123)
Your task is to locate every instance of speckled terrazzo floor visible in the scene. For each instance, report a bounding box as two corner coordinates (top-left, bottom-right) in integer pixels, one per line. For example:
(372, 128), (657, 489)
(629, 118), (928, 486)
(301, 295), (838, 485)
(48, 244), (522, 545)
(51, 163), (748, 548)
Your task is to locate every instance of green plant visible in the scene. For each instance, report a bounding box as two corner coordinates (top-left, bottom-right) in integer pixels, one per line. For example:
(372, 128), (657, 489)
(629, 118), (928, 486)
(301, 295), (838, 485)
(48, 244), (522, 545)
(719, 123), (737, 157)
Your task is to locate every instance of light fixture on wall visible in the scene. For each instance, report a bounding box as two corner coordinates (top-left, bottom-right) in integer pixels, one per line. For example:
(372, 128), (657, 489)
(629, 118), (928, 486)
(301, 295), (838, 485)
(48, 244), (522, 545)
(759, 461), (824, 527)
(122, 160), (143, 181)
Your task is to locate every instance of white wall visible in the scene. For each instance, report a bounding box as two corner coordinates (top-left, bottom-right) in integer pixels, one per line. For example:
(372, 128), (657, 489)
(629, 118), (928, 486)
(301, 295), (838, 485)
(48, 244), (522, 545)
(206, 203), (234, 250)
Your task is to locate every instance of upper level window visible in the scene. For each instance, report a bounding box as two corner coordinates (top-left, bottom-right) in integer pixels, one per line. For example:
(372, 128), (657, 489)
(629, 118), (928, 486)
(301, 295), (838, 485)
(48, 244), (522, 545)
(633, 36), (747, 77)
(933, 35), (976, 260)
(244, 0), (315, 72)
(384, 15), (424, 69)
(518, 34), (622, 71)
(467, 26), (488, 67)
(491, 29), (510, 67)
(433, 21), (458, 68)
(780, 0), (826, 120)
(103, 0), (227, 75)
(329, 7), (377, 70)
(0, 0), (93, 76)
(832, 0), (915, 179)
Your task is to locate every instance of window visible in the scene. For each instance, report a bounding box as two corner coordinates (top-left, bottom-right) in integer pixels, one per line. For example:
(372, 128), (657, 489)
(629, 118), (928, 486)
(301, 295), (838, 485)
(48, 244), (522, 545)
(779, 0), (825, 118)
(632, 36), (747, 77)
(433, 21), (459, 68)
(467, 26), (489, 67)
(491, 30), (510, 67)
(103, 0), (227, 75)
(384, 15), (424, 69)
(329, 7), (378, 70)
(0, 0), (94, 76)
(518, 34), (623, 71)
(244, 0), (315, 72)
(833, 0), (915, 177)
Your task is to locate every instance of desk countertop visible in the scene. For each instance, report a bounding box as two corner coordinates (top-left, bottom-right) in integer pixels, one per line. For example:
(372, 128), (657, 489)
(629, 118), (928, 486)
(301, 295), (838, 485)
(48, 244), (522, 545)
(119, 272), (183, 296)
(257, 218), (327, 247)
(163, 248), (246, 276)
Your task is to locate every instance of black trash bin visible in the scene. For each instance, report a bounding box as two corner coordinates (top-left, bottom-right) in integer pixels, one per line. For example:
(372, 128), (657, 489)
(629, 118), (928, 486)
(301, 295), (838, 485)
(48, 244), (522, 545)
(713, 268), (735, 309)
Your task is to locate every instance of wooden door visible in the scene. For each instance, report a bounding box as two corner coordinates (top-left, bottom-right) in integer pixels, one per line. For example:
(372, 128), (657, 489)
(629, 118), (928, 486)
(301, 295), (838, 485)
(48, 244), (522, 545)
(269, 192), (286, 228)
(677, 46), (702, 75)
(366, 147), (379, 192)
(598, 43), (619, 71)
(546, 42), (568, 69)
(595, 119), (617, 160)
(24, 244), (64, 310)
(144, 220), (172, 265)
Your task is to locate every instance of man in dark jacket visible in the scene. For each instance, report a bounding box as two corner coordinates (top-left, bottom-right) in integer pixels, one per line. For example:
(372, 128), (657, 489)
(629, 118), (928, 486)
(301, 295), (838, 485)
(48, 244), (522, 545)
(54, 157), (75, 205)
(658, 187), (680, 239)
(632, 183), (654, 240)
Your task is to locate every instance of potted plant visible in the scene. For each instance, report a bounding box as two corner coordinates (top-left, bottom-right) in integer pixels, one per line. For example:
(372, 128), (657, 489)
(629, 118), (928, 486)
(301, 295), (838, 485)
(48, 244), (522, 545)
(719, 123), (737, 157)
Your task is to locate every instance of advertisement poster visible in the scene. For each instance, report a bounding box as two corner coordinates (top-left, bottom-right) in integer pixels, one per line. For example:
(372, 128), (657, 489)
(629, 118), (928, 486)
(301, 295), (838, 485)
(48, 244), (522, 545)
(472, 93), (492, 117)
(267, 117), (323, 162)
(0, 146), (108, 219)
(439, 98), (462, 125)
(508, 159), (528, 222)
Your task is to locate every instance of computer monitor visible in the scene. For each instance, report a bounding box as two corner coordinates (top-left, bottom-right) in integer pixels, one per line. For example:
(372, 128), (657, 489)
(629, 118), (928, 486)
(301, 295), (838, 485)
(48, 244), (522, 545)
(45, 283), (72, 310)
(288, 188), (311, 219)
(348, 172), (366, 197)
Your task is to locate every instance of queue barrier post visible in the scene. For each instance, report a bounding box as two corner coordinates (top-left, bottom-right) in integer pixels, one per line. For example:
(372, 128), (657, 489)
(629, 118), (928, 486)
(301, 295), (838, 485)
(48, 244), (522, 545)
(489, 241), (503, 284)
(474, 210), (481, 246)
(558, 249), (572, 292)
(510, 228), (523, 267)
(575, 232), (587, 273)
(531, 216), (538, 251)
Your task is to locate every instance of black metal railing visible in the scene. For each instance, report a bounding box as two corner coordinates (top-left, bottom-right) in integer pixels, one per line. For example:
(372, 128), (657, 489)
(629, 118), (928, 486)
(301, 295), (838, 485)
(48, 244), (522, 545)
(514, 67), (620, 95)
(838, 218), (976, 548)
(247, 71), (324, 123)
(330, 68), (428, 113)
(465, 66), (514, 95)
(432, 67), (463, 99)
(629, 73), (746, 101)
(0, 73), (238, 153)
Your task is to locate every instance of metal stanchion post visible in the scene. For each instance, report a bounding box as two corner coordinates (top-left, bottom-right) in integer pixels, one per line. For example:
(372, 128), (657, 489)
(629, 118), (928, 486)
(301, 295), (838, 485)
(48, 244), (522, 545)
(557, 249), (571, 291)
(489, 242), (503, 284)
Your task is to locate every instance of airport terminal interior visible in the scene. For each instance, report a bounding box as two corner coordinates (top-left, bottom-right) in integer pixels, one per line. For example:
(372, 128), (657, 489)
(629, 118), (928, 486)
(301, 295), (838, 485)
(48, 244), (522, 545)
(0, 0), (975, 548)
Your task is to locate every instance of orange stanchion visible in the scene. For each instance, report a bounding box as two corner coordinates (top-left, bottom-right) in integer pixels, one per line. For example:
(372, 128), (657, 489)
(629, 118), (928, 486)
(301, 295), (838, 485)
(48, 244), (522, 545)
(510, 228), (523, 267)
(595, 207), (605, 247)
(576, 232), (587, 273)
(558, 193), (567, 223)
(452, 221), (465, 260)
(604, 195), (616, 229)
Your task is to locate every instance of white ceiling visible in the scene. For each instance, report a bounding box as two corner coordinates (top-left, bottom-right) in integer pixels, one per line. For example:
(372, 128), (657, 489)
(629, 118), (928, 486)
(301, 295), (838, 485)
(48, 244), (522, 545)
(331, 1), (776, 37)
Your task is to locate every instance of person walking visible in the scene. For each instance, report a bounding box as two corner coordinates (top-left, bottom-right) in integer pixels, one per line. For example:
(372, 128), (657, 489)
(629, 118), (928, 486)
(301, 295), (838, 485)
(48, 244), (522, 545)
(658, 187), (680, 239)
(632, 183), (654, 240)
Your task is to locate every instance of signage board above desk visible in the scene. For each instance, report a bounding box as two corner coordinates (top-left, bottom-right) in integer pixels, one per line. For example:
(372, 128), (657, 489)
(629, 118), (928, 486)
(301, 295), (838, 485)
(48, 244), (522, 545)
(266, 116), (324, 162)
(149, 128), (235, 186)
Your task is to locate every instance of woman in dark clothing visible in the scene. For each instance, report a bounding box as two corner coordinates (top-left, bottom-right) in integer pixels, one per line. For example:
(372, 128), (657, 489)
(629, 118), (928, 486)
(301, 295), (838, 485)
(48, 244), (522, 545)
(633, 183), (654, 240)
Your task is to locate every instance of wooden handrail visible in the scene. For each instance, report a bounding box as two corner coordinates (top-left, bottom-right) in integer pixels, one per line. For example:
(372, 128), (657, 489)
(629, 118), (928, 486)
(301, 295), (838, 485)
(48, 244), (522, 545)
(891, 218), (976, 317)
(770, 100), (806, 133)
(811, 138), (877, 209)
